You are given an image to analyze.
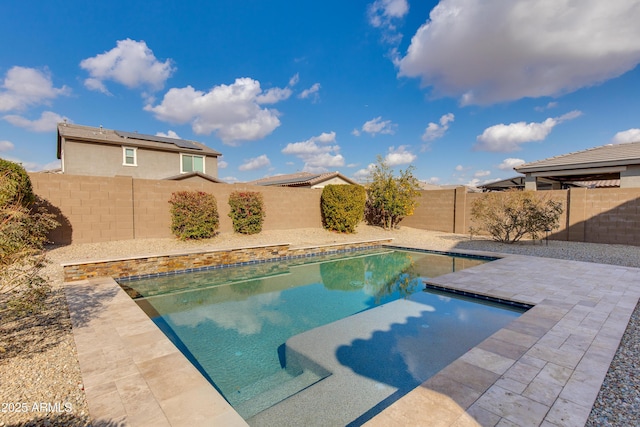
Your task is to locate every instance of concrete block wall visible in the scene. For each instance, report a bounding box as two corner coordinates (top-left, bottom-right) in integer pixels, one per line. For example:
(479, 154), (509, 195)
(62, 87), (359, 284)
(30, 174), (322, 244)
(402, 190), (456, 232)
(31, 174), (135, 244)
(29, 174), (640, 246)
(408, 187), (637, 245)
(581, 188), (640, 245)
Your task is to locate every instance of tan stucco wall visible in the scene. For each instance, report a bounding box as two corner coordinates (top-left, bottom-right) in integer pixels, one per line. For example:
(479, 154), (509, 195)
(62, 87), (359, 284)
(61, 140), (218, 179)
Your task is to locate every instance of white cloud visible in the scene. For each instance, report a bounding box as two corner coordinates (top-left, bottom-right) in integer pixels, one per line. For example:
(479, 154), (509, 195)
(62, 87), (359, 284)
(399, 0), (640, 105)
(2, 156), (61, 172)
(385, 145), (416, 166)
(474, 110), (582, 152)
(3, 111), (68, 132)
(474, 170), (491, 178)
(422, 112), (454, 141)
(256, 87), (292, 104)
(0, 66), (70, 112)
(611, 128), (640, 144)
(353, 163), (377, 182)
(282, 131), (344, 172)
(0, 140), (14, 152)
(368, 0), (409, 26)
(358, 116), (397, 136)
(426, 177), (440, 184)
(217, 156), (228, 169)
(222, 176), (239, 184)
(534, 101), (559, 112)
(368, 0), (409, 46)
(467, 178), (481, 188)
(239, 154), (270, 171)
(145, 78), (282, 144)
(156, 130), (181, 139)
(298, 83), (321, 102)
(455, 165), (464, 171)
(256, 74), (300, 104)
(498, 158), (525, 170)
(80, 39), (174, 93)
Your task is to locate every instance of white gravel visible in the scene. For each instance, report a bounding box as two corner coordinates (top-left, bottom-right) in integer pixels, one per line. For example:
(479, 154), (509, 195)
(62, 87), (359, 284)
(1, 225), (638, 426)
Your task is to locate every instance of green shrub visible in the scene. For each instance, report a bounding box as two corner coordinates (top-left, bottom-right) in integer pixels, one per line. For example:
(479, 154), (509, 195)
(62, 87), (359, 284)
(470, 190), (564, 243)
(169, 191), (219, 240)
(1, 162), (59, 316)
(365, 156), (421, 230)
(0, 158), (35, 207)
(228, 191), (265, 234)
(321, 184), (366, 233)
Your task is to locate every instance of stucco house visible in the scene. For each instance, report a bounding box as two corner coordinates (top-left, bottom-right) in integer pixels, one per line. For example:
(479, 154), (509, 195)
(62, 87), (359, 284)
(515, 141), (640, 190)
(57, 123), (222, 181)
(248, 171), (358, 188)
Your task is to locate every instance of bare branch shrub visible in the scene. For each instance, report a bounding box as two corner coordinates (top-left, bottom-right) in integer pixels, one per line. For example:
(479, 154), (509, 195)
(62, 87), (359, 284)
(470, 190), (563, 244)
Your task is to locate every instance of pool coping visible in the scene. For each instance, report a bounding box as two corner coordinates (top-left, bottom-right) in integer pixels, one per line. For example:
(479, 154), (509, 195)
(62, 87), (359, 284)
(63, 242), (640, 426)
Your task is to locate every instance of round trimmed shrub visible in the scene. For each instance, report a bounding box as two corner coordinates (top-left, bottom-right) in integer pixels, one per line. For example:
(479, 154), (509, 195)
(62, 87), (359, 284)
(169, 191), (219, 240)
(228, 191), (265, 234)
(321, 184), (366, 233)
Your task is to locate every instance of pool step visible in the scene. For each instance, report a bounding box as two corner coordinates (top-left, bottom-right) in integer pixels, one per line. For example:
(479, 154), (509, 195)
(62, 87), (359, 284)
(234, 369), (327, 420)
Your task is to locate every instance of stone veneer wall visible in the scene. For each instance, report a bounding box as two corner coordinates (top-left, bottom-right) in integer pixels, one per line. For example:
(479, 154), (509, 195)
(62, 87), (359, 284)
(62, 239), (394, 282)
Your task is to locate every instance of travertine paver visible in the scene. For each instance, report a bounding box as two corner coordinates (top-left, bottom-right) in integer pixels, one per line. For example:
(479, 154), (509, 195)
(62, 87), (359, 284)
(367, 249), (640, 426)
(65, 277), (248, 427)
(65, 248), (640, 426)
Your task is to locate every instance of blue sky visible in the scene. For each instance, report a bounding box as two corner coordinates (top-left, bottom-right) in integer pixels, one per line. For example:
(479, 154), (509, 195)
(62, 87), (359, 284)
(2, 0), (640, 186)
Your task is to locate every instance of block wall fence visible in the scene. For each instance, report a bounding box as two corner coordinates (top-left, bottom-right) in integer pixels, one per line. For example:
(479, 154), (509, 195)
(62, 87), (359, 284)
(30, 174), (640, 246)
(30, 174), (323, 244)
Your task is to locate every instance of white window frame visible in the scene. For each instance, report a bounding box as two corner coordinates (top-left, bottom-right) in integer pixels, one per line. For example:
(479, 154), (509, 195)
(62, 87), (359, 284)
(180, 153), (205, 174)
(122, 146), (137, 166)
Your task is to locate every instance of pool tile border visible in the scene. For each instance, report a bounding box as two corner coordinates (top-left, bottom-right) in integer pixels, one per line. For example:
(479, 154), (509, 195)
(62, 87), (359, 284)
(118, 243), (389, 282)
(424, 283), (534, 310)
(62, 239), (393, 282)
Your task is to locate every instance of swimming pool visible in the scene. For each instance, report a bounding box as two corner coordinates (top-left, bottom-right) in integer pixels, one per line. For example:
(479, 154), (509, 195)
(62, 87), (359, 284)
(119, 247), (526, 425)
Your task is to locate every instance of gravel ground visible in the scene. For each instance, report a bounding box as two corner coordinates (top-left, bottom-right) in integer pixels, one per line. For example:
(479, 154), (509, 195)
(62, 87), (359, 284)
(1, 225), (638, 426)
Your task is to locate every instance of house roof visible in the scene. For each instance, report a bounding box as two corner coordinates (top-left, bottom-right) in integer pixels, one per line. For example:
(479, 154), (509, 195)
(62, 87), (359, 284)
(570, 179), (620, 188)
(417, 181), (443, 190)
(163, 171), (226, 183)
(515, 141), (640, 173)
(477, 175), (616, 191)
(57, 123), (221, 159)
(247, 171), (358, 187)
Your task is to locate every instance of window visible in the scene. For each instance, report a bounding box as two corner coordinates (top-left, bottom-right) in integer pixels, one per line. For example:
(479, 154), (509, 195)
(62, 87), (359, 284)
(181, 154), (205, 173)
(123, 147), (137, 166)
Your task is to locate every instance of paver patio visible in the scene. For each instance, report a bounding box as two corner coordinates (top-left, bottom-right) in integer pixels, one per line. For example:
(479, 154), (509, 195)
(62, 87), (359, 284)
(65, 245), (640, 426)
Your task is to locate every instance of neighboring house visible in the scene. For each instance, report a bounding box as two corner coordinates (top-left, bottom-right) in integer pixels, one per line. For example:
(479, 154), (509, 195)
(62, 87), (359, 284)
(479, 176), (556, 192)
(515, 141), (640, 190)
(479, 176), (620, 192)
(417, 181), (443, 190)
(248, 171), (358, 188)
(57, 123), (222, 181)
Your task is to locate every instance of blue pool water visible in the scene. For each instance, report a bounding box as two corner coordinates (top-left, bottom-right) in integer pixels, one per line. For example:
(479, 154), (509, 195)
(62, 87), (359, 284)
(120, 248), (525, 425)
